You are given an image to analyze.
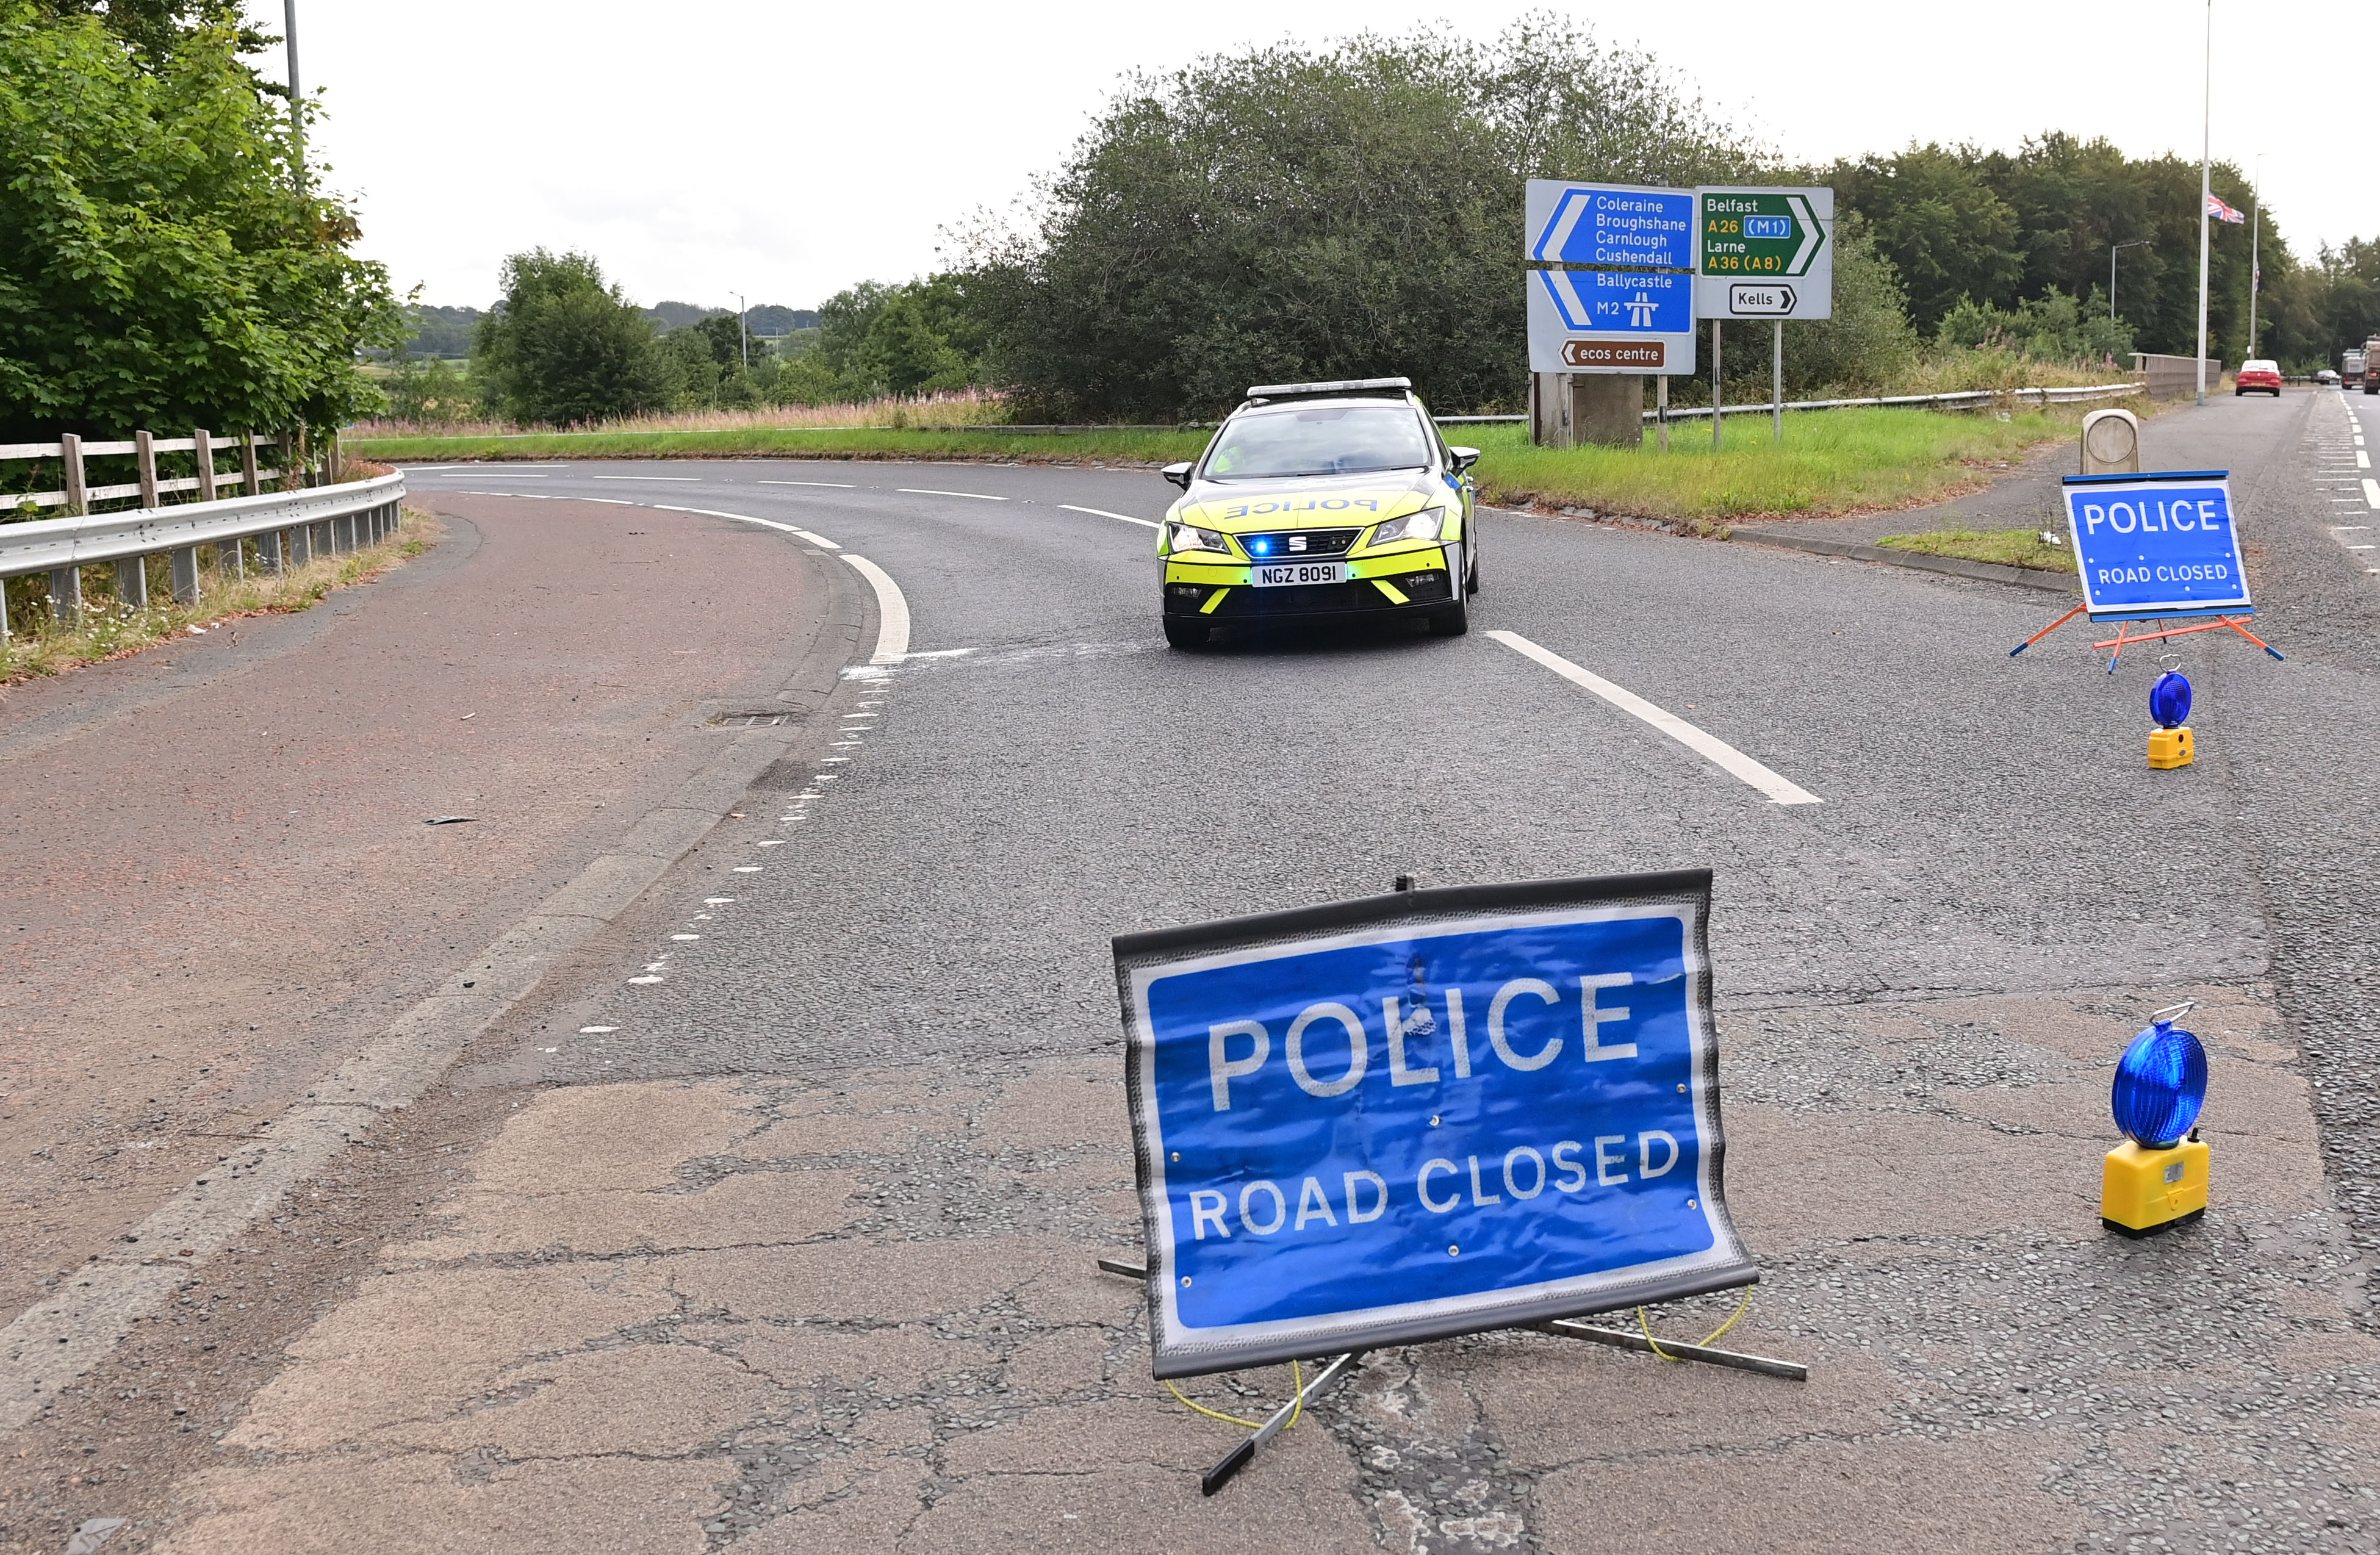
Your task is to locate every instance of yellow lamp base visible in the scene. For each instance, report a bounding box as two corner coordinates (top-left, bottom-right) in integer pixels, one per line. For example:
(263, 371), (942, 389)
(2148, 725), (2194, 769)
(2100, 1137), (2209, 1237)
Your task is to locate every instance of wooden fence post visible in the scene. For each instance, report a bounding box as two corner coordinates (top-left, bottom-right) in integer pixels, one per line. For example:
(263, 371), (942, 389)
(240, 433), (261, 496)
(60, 433), (86, 515)
(195, 429), (218, 501)
(135, 429), (159, 509)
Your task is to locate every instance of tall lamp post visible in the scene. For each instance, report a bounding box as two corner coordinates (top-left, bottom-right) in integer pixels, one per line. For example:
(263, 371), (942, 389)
(284, 0), (304, 187)
(2248, 153), (2265, 359)
(2195, 0), (2212, 404)
(735, 292), (749, 369)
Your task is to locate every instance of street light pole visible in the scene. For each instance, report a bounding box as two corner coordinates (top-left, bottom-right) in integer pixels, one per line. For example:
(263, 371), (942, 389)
(283, 0), (304, 186)
(2195, 0), (2212, 404)
(735, 292), (748, 369)
(2249, 153), (2265, 359)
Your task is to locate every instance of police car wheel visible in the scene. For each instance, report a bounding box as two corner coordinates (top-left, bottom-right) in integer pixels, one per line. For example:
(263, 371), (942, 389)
(1426, 600), (1469, 636)
(1465, 552), (1480, 595)
(1163, 619), (1210, 650)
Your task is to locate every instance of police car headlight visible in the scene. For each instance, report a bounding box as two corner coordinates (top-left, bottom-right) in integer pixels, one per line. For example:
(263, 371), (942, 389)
(1368, 507), (1445, 547)
(1167, 521), (1232, 556)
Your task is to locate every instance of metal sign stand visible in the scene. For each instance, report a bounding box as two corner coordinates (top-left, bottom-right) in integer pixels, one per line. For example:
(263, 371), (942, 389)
(1096, 1256), (1805, 1495)
(2010, 606), (2283, 669)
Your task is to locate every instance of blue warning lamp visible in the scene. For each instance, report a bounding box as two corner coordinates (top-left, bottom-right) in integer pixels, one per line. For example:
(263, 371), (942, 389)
(2111, 1015), (2207, 1147)
(2149, 670), (2193, 730)
(2100, 1002), (2211, 1237)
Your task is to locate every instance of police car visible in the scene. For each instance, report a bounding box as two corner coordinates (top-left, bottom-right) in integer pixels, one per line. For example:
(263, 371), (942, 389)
(1156, 378), (1479, 649)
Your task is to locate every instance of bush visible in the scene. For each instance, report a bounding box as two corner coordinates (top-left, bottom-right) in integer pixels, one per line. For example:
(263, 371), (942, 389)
(958, 18), (1762, 421)
(0, 3), (402, 440)
(471, 250), (674, 425)
(1936, 287), (2134, 365)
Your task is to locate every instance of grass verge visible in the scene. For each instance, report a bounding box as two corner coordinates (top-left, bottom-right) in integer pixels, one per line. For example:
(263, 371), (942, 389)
(1, 505), (437, 684)
(1874, 527), (2077, 573)
(1464, 405), (2111, 525)
(349, 425), (1212, 465)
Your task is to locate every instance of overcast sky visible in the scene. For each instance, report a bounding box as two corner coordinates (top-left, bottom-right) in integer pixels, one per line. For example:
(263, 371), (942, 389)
(262, 1), (2378, 312)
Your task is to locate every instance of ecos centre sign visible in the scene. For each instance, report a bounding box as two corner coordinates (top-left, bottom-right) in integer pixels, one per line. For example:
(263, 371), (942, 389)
(1113, 872), (1757, 1378)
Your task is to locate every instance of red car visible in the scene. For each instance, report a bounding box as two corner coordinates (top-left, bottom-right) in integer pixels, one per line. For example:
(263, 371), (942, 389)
(2234, 360), (2282, 396)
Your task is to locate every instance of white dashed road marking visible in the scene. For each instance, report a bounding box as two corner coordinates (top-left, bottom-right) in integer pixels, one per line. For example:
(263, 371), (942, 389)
(897, 488), (1007, 501)
(1486, 630), (1822, 806)
(757, 480), (857, 488)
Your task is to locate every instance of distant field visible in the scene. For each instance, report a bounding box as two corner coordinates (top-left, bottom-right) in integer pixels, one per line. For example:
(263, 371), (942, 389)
(350, 425), (1212, 465)
(357, 403), (2092, 525)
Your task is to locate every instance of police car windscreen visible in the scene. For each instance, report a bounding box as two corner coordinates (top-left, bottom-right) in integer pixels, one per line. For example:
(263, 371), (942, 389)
(1204, 406), (1434, 480)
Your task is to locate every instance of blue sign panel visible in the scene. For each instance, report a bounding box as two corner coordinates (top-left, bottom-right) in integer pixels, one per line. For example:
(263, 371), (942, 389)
(2062, 472), (2252, 617)
(1525, 181), (1696, 271)
(1531, 268), (1693, 334)
(1115, 872), (1756, 1379)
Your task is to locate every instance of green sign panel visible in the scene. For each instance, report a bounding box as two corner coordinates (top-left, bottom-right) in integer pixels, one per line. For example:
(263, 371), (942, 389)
(1694, 187), (1833, 320)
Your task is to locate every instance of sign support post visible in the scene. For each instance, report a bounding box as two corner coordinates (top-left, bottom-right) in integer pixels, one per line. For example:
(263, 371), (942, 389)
(1772, 320), (1784, 444)
(1656, 375), (1669, 453)
(1711, 321), (1723, 451)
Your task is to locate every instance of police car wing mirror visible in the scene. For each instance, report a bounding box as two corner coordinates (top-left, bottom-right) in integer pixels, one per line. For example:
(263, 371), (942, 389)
(1447, 447), (1481, 473)
(1160, 461), (1195, 490)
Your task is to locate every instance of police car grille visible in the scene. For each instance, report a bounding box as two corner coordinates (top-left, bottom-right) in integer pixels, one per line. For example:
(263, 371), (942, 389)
(1239, 528), (1362, 560)
(1215, 580), (1384, 614)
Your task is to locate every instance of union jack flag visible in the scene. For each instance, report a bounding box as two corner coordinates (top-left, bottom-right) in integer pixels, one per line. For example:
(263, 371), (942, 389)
(2206, 193), (2246, 224)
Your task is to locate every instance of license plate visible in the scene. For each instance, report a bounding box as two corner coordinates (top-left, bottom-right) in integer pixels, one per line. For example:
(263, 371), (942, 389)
(1251, 561), (1346, 587)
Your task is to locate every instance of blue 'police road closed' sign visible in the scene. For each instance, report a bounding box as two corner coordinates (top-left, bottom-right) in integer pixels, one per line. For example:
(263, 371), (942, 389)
(1113, 871), (1757, 1378)
(2062, 471), (2252, 617)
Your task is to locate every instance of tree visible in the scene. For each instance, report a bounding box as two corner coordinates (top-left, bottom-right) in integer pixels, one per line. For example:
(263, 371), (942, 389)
(0, 2), (401, 442)
(471, 250), (673, 426)
(1833, 145), (2025, 332)
(960, 18), (1760, 421)
(811, 277), (980, 397)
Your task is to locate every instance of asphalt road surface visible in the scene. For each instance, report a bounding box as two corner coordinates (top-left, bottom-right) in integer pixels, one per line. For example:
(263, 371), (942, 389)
(6, 389), (2380, 1554)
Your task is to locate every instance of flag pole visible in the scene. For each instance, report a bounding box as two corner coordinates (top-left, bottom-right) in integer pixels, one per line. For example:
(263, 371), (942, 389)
(2196, 0), (2212, 405)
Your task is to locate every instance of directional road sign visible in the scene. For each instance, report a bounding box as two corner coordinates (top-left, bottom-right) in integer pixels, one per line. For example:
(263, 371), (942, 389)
(1526, 268), (1697, 376)
(1525, 181), (1697, 272)
(1694, 188), (1833, 319)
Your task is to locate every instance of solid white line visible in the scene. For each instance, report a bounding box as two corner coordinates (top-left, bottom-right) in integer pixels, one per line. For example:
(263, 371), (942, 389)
(1485, 629), (1822, 806)
(594, 475), (699, 481)
(897, 487), (1007, 501)
(842, 555), (911, 663)
(645, 501), (842, 550)
(758, 479), (857, 488)
(1061, 503), (1163, 530)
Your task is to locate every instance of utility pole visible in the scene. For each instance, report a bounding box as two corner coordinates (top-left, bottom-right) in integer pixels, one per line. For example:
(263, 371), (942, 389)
(283, 0), (304, 186)
(2195, 0), (2212, 404)
(2248, 153), (2265, 359)
(735, 292), (749, 369)
(2112, 240), (2150, 326)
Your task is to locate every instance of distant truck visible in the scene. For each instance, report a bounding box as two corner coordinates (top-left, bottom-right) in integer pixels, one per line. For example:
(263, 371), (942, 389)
(2367, 337), (2380, 394)
(2349, 349), (2369, 389)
